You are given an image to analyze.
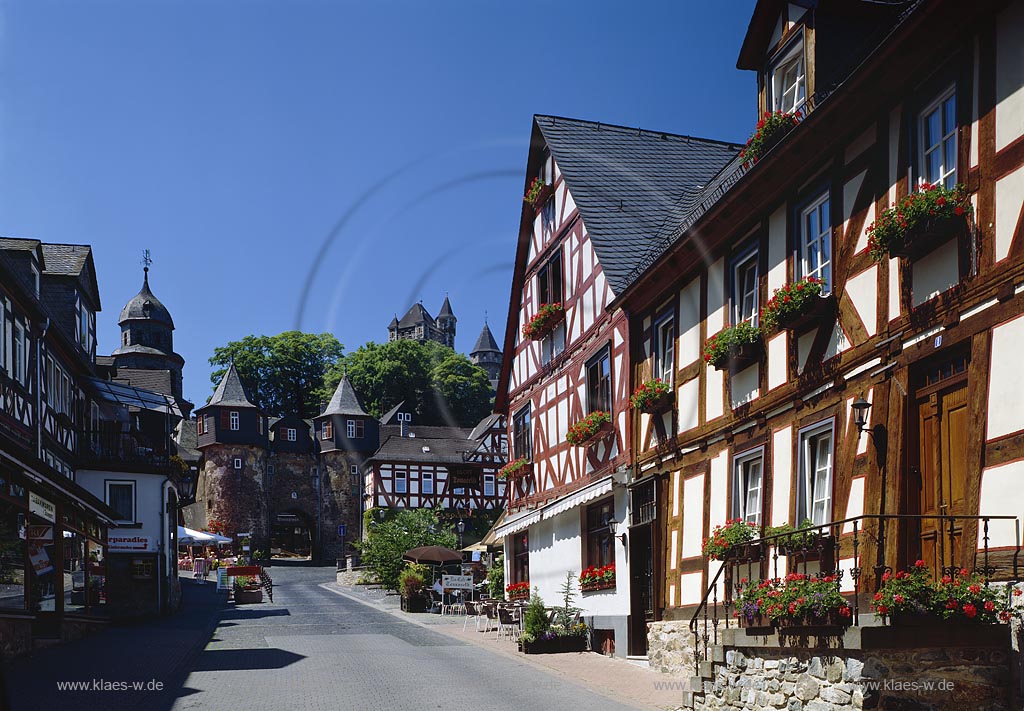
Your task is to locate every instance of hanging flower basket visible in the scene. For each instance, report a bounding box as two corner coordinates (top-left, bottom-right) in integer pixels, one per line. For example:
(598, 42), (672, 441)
(739, 111), (801, 165)
(867, 183), (972, 263)
(760, 278), (834, 333)
(522, 303), (565, 341)
(524, 177), (554, 211)
(566, 411), (613, 446)
(498, 457), (532, 480)
(630, 379), (673, 414)
(703, 323), (763, 372)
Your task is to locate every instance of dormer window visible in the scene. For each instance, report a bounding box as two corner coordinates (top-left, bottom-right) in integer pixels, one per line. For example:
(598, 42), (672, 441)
(286, 428), (297, 442)
(322, 421), (333, 440)
(30, 263), (39, 297)
(768, 36), (805, 114)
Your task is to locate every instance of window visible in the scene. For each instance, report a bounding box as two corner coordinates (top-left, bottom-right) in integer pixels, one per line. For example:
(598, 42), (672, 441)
(30, 263), (39, 297)
(731, 249), (759, 326)
(347, 419), (364, 439)
(229, 411), (239, 431)
(233, 458), (243, 470)
(322, 421), (333, 440)
(919, 87), (957, 189)
(204, 415), (212, 435)
(513, 405), (532, 461)
(512, 531), (529, 584)
(484, 474), (495, 497)
(799, 192), (832, 293)
(286, 428), (297, 442)
(105, 481), (135, 523)
(654, 315), (675, 383)
(585, 498), (615, 569)
(586, 346), (612, 413)
(542, 197), (556, 235)
(732, 449), (764, 525)
(75, 297), (94, 355)
(769, 39), (805, 114)
(421, 470), (434, 495)
(257, 416), (263, 435)
(798, 422), (834, 525)
(394, 470), (407, 494)
(541, 322), (566, 365)
(196, 417), (204, 436)
(453, 486), (465, 496)
(537, 250), (563, 307)
(351, 465), (360, 496)
(12, 321), (27, 385)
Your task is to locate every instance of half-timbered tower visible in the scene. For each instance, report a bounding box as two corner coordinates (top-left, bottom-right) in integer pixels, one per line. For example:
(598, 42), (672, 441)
(613, 0), (1024, 691)
(494, 116), (740, 657)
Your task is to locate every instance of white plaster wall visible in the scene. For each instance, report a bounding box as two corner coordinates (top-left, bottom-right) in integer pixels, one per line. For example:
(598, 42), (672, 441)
(824, 322), (849, 361)
(912, 239), (960, 306)
(987, 313), (1024, 439)
(709, 451), (728, 531)
(679, 571), (703, 608)
(730, 365), (759, 408)
(843, 477), (865, 534)
(888, 257), (901, 322)
(771, 426), (792, 526)
(78, 470), (168, 553)
(767, 332), (787, 390)
(679, 278), (701, 366)
(678, 377), (700, 434)
(996, 0), (1024, 152)
(707, 259), (725, 333)
(681, 474), (705, 559)
(845, 266), (878, 338)
(978, 461), (1024, 548)
(971, 35), (980, 169)
(706, 368), (724, 422)
(768, 205), (788, 295)
(797, 330), (816, 374)
(995, 164), (1024, 262)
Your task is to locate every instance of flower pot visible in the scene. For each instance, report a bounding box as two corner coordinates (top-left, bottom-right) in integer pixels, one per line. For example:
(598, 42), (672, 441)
(712, 339), (764, 372)
(890, 214), (968, 261)
(522, 635), (587, 654)
(724, 542), (764, 564)
(574, 420), (613, 447)
(401, 595), (428, 612)
(638, 391), (674, 415)
(776, 294), (836, 333)
(525, 305), (565, 341)
(525, 183), (554, 212)
(738, 612), (770, 629)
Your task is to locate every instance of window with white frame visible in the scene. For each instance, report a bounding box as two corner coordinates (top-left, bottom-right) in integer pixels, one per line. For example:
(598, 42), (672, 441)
(233, 457), (243, 470)
(30, 263), (39, 297)
(322, 421), (333, 440)
(731, 249), (759, 326)
(105, 481), (136, 523)
(394, 469), (407, 494)
(654, 315), (675, 383)
(229, 411), (239, 431)
(484, 473), (495, 497)
(798, 422), (834, 525)
(542, 197), (556, 236)
(799, 192), (832, 293)
(732, 448), (764, 525)
(919, 86), (957, 190)
(347, 419), (364, 439)
(769, 39), (805, 114)
(586, 346), (612, 414)
(350, 465), (360, 496)
(204, 415), (212, 435)
(286, 427), (297, 442)
(75, 296), (94, 355)
(421, 470), (433, 495)
(513, 405), (532, 461)
(12, 321), (28, 385)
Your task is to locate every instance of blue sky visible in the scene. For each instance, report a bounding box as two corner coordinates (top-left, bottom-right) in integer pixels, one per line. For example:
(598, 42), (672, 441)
(0, 1), (756, 408)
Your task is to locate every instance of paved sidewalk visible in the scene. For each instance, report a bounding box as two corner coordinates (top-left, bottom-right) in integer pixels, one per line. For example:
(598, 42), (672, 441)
(3, 579), (226, 711)
(324, 582), (690, 711)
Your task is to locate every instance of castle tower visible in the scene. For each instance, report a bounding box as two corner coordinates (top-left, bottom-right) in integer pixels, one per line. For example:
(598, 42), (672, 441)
(194, 363), (270, 553)
(314, 375), (379, 559)
(267, 413), (318, 558)
(470, 321), (502, 386)
(437, 295), (457, 349)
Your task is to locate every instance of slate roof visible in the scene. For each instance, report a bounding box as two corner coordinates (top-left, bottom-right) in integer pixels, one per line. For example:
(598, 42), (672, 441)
(113, 368), (174, 396)
(119, 270), (174, 328)
(468, 413), (502, 440)
(369, 433), (476, 465)
(438, 296), (455, 319)
(321, 375), (370, 417)
(40, 244), (90, 276)
(534, 115), (742, 295)
(202, 363), (257, 409)
(471, 323), (501, 354)
(397, 303), (434, 329)
(379, 401), (406, 425)
(380, 424), (472, 441)
(0, 237), (42, 254)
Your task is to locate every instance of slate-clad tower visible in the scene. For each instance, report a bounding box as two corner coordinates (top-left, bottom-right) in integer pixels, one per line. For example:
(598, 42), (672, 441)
(470, 321), (502, 386)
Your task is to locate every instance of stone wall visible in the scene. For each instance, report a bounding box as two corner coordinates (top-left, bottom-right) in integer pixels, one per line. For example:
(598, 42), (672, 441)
(199, 445), (269, 551)
(319, 451), (362, 561)
(649, 620), (697, 677)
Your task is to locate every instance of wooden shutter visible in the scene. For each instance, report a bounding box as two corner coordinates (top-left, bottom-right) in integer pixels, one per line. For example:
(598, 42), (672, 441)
(220, 410), (230, 429)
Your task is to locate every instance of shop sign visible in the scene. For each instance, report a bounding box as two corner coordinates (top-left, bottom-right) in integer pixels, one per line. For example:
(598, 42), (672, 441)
(441, 574), (474, 591)
(108, 534), (155, 552)
(29, 492), (55, 522)
(25, 525), (53, 541)
(28, 543), (53, 575)
(449, 468), (480, 489)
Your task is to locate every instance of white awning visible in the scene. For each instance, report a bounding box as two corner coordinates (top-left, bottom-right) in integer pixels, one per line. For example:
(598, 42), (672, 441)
(493, 508), (542, 539)
(541, 475), (613, 520)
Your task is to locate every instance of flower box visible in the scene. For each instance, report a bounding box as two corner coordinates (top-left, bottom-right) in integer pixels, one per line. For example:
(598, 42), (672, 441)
(566, 411), (613, 447)
(868, 183), (972, 262)
(890, 214), (968, 261)
(724, 541), (764, 564)
(522, 303), (565, 341)
(521, 635), (587, 654)
(638, 391), (673, 414)
(580, 579), (616, 593)
(702, 520), (760, 561)
(498, 457), (532, 480)
(704, 323), (763, 372)
(506, 582), (530, 601)
(887, 611), (940, 626)
(740, 111), (801, 165)
(776, 294), (834, 332)
(630, 379), (673, 414)
(713, 340), (763, 372)
(524, 179), (554, 211)
(234, 588), (263, 605)
(737, 612), (771, 629)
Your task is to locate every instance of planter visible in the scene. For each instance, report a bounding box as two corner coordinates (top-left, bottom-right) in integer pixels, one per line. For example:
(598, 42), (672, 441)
(776, 294), (836, 333)
(890, 214), (967, 261)
(234, 588), (263, 604)
(743, 122), (795, 167)
(401, 595), (428, 612)
(498, 460), (532, 480)
(776, 609), (851, 628)
(521, 635), (588, 654)
(712, 339), (764, 372)
(887, 610), (941, 626)
(525, 183), (554, 212)
(723, 542), (764, 564)
(737, 612), (771, 629)
(571, 420), (614, 447)
(524, 304), (565, 341)
(580, 579), (616, 593)
(638, 391), (674, 415)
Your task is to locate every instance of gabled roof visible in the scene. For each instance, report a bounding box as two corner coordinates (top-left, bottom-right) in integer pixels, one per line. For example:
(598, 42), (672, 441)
(397, 302), (434, 329)
(40, 243), (101, 310)
(369, 430), (476, 465)
(534, 115), (742, 296)
(321, 375), (369, 417)
(202, 363), (257, 409)
(471, 323), (501, 355)
(468, 413), (503, 441)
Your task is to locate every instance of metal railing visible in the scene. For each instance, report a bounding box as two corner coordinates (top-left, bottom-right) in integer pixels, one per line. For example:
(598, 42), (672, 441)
(79, 429), (171, 470)
(688, 513), (1021, 673)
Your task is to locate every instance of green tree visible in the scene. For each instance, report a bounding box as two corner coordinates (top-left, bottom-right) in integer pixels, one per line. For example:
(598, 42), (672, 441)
(209, 331), (344, 418)
(356, 508), (458, 591)
(324, 339), (492, 427)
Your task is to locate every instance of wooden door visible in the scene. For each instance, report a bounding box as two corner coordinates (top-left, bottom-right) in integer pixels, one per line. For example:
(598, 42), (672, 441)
(913, 360), (969, 574)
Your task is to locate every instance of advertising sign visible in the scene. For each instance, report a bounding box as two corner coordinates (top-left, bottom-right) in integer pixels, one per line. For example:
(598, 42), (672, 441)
(29, 492), (55, 522)
(28, 542), (53, 575)
(441, 574), (474, 591)
(108, 535), (155, 552)
(25, 525), (53, 541)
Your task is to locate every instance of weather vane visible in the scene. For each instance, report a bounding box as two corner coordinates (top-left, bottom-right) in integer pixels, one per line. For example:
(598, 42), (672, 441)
(142, 249), (152, 273)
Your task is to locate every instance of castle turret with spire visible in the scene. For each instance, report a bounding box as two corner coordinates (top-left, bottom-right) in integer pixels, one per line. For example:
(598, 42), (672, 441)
(470, 321), (502, 388)
(387, 296), (457, 348)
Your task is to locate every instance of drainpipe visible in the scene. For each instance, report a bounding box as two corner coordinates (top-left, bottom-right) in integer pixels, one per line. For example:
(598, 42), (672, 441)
(36, 317), (50, 461)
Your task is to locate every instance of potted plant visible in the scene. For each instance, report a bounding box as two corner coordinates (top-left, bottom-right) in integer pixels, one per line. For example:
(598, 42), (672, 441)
(524, 177), (554, 211)
(520, 573), (589, 653)
(740, 111), (802, 165)
(579, 564), (615, 592)
(398, 563), (428, 612)
(506, 581), (530, 601)
(630, 379), (673, 414)
(703, 322), (763, 372)
(769, 573), (852, 627)
(702, 519), (761, 561)
(932, 567), (1002, 623)
(521, 302), (566, 341)
(867, 182), (972, 262)
(734, 577), (780, 628)
(871, 560), (936, 625)
(566, 411), (613, 446)
(759, 277), (833, 333)
(764, 519), (827, 555)
(498, 457), (531, 480)
(233, 575), (263, 604)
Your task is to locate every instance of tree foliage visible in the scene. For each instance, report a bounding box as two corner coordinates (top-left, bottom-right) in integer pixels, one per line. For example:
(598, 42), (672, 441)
(209, 331), (344, 418)
(356, 508), (458, 591)
(323, 339), (492, 427)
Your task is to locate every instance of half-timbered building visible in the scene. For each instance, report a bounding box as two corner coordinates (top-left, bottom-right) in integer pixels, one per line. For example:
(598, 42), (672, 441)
(494, 117), (741, 657)
(610, 0), (1024, 699)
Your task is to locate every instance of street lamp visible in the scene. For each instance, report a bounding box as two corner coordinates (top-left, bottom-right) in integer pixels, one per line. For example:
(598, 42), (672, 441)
(456, 519), (465, 549)
(608, 517), (627, 546)
(852, 396), (872, 434)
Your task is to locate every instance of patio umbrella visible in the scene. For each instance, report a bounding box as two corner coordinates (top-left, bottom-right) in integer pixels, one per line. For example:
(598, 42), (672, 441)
(207, 532), (233, 546)
(181, 527), (217, 546)
(402, 545), (463, 565)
